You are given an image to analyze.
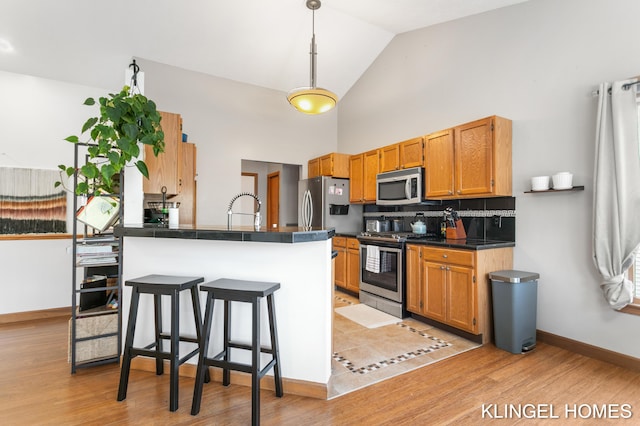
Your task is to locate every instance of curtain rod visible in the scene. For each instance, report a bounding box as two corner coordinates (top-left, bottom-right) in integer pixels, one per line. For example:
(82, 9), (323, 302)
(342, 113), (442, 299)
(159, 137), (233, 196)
(592, 80), (640, 97)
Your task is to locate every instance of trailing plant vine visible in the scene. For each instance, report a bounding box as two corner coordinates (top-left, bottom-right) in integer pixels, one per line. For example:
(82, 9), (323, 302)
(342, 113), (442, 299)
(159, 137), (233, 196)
(56, 86), (165, 195)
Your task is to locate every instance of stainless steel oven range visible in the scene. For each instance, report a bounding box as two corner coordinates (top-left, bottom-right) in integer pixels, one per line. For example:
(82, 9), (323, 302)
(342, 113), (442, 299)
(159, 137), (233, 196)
(357, 231), (434, 318)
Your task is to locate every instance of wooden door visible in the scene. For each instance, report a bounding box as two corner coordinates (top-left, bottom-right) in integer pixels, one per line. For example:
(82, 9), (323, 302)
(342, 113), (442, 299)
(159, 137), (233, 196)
(399, 137), (424, 169)
(143, 111), (182, 194)
(349, 154), (364, 203)
(379, 144), (399, 172)
(308, 158), (320, 178)
(178, 143), (196, 225)
(334, 247), (347, 289)
(346, 243), (361, 293)
(267, 171), (280, 229)
(446, 265), (477, 333)
(454, 117), (493, 197)
(319, 155), (333, 176)
(423, 261), (447, 323)
(425, 129), (455, 198)
(405, 244), (422, 314)
(363, 149), (380, 202)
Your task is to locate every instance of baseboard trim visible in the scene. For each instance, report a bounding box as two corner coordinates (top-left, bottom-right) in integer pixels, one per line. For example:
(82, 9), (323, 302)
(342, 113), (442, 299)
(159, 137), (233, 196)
(130, 357), (329, 400)
(0, 307), (71, 324)
(537, 330), (640, 373)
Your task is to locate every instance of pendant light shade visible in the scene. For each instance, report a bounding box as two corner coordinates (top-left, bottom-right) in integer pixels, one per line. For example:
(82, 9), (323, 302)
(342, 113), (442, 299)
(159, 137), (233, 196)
(288, 0), (338, 114)
(287, 87), (337, 114)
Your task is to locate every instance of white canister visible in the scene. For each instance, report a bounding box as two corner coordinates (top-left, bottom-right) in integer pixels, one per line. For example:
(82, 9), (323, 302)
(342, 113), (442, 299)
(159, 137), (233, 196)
(531, 176), (550, 191)
(168, 207), (179, 228)
(552, 172), (573, 189)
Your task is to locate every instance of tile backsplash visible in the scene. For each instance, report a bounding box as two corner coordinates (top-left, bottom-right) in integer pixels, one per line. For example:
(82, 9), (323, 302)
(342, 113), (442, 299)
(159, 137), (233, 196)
(362, 197), (516, 241)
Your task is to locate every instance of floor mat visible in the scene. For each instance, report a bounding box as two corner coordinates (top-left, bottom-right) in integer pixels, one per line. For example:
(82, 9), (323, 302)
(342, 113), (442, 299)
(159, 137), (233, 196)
(335, 304), (401, 329)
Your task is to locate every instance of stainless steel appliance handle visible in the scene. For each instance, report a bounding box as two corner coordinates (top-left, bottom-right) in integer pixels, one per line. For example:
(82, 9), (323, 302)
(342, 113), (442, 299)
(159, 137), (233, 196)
(405, 178), (411, 199)
(302, 189), (313, 228)
(307, 190), (313, 228)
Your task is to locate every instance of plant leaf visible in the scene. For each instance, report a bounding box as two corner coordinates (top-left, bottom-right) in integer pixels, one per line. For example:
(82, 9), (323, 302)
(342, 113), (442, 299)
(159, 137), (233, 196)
(81, 117), (98, 134)
(64, 135), (79, 143)
(136, 160), (149, 178)
(83, 97), (95, 106)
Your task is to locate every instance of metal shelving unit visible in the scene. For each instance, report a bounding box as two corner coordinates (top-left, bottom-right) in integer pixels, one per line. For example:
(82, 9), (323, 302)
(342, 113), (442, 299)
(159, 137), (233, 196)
(69, 142), (123, 373)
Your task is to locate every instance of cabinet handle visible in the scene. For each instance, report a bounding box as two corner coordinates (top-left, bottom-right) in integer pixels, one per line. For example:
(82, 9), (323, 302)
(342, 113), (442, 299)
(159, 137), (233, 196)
(446, 266), (451, 271)
(443, 254), (448, 258)
(440, 265), (445, 270)
(448, 191), (453, 195)
(457, 190), (462, 194)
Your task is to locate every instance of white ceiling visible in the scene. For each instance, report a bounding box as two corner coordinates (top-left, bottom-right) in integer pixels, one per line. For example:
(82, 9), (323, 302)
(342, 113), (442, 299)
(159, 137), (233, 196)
(0, 0), (528, 98)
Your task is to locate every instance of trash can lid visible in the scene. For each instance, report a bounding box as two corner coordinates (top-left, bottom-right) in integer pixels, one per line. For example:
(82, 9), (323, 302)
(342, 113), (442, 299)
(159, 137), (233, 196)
(489, 270), (540, 283)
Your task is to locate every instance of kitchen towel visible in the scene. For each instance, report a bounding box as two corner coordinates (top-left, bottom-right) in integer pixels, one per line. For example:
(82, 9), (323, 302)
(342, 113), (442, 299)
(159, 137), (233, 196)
(365, 245), (380, 273)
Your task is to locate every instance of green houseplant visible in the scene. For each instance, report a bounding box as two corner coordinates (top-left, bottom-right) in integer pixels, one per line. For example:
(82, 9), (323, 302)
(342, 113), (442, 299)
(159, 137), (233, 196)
(56, 86), (165, 195)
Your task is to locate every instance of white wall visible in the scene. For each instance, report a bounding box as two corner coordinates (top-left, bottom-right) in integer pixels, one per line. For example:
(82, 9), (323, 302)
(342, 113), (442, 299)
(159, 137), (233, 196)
(0, 61), (337, 314)
(337, 0), (640, 358)
(134, 59), (337, 226)
(0, 71), (109, 313)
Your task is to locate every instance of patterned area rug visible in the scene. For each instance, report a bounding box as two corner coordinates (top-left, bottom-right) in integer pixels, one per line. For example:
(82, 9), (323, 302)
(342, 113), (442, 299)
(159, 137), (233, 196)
(330, 295), (482, 399)
(333, 323), (451, 375)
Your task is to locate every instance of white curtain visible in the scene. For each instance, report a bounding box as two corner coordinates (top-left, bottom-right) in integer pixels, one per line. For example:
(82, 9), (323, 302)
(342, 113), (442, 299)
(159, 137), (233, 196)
(593, 79), (640, 310)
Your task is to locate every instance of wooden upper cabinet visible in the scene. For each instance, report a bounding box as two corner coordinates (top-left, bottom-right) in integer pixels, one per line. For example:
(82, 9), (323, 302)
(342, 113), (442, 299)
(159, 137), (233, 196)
(425, 116), (512, 199)
(349, 154), (364, 203)
(308, 158), (320, 178)
(425, 129), (455, 198)
(454, 116), (511, 198)
(399, 137), (424, 169)
(309, 153), (350, 178)
(363, 149), (379, 203)
(177, 143), (197, 225)
(143, 111), (183, 195)
(349, 149), (379, 204)
(379, 144), (400, 173)
(380, 137), (424, 173)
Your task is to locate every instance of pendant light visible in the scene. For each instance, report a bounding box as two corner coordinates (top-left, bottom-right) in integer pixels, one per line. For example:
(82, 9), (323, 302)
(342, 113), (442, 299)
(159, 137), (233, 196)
(287, 0), (338, 114)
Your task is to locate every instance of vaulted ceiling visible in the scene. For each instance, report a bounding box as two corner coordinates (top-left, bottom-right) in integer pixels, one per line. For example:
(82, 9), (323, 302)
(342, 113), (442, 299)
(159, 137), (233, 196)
(0, 0), (528, 98)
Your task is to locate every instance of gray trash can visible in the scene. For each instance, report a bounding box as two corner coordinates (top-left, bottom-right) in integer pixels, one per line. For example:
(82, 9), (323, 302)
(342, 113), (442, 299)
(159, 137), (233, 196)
(489, 270), (539, 354)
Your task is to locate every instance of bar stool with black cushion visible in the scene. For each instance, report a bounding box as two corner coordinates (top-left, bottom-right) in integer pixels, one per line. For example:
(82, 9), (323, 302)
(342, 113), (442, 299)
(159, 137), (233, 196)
(117, 274), (210, 412)
(191, 278), (283, 425)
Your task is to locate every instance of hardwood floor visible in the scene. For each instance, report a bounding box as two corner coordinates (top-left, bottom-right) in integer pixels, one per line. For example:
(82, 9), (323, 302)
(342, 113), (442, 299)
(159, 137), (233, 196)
(2, 317), (640, 425)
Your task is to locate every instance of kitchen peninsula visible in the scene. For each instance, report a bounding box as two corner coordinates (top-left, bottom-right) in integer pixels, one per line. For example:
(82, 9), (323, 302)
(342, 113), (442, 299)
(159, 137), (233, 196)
(115, 224), (335, 398)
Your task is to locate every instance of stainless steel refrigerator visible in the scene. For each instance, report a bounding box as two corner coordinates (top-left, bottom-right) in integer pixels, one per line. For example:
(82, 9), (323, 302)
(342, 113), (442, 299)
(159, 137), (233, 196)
(298, 177), (363, 233)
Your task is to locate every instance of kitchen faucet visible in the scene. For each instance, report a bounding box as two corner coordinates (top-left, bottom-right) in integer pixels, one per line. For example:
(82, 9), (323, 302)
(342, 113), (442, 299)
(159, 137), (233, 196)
(227, 192), (262, 231)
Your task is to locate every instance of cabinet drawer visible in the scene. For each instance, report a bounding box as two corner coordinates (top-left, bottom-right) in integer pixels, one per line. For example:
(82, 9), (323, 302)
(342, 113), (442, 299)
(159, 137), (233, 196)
(422, 247), (474, 266)
(347, 238), (359, 250)
(333, 237), (347, 248)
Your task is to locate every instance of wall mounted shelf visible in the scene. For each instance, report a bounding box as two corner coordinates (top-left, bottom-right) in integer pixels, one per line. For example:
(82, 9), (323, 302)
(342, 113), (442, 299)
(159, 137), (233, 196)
(524, 185), (584, 194)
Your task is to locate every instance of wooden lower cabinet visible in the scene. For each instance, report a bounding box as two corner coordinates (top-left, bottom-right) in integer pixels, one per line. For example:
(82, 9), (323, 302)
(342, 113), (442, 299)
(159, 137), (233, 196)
(406, 244), (513, 343)
(333, 237), (360, 294)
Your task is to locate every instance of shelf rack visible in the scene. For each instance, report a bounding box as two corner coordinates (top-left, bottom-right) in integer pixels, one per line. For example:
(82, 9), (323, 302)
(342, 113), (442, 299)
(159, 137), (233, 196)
(524, 185), (585, 194)
(69, 142), (123, 373)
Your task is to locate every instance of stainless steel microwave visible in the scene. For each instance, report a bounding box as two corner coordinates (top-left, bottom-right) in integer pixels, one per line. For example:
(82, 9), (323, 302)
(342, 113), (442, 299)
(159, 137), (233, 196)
(376, 167), (423, 205)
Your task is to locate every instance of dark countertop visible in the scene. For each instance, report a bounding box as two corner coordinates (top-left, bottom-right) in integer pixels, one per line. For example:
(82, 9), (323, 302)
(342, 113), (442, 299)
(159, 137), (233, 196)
(334, 232), (360, 238)
(115, 224), (335, 244)
(405, 238), (515, 250)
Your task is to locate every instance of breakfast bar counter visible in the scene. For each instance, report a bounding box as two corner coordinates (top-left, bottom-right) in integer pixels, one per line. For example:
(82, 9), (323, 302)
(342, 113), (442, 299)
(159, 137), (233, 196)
(114, 224), (335, 398)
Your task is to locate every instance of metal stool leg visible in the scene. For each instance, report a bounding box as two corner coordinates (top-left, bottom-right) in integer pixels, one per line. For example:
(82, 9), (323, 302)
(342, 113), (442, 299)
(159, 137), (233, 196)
(117, 287), (141, 401)
(191, 292), (215, 416)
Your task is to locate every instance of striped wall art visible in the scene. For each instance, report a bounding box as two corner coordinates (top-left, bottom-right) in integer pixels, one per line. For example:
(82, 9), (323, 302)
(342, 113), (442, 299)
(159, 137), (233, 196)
(0, 167), (67, 234)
